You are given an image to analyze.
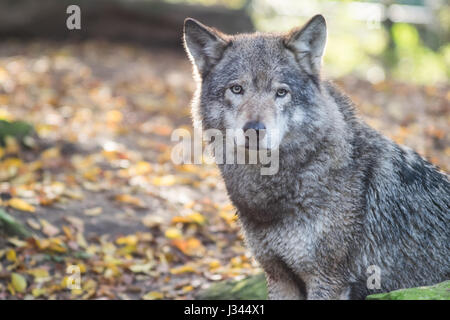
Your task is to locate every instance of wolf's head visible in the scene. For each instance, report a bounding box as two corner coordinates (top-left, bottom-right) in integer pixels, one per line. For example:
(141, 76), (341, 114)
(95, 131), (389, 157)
(183, 15), (347, 156)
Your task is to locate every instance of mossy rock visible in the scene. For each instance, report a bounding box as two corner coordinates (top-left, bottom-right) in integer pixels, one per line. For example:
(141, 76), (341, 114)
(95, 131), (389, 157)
(0, 120), (34, 145)
(366, 281), (450, 300)
(196, 273), (267, 300)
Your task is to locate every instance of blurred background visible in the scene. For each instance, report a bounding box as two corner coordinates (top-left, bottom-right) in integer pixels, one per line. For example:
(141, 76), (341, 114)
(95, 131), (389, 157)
(0, 0), (448, 300)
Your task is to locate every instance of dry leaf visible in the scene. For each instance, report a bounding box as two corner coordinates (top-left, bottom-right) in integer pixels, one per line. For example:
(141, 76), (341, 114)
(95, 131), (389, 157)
(84, 207), (103, 216)
(11, 273), (27, 293)
(8, 198), (36, 213)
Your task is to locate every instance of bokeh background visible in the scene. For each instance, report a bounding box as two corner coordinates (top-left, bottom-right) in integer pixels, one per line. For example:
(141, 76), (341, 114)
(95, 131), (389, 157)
(0, 0), (448, 300)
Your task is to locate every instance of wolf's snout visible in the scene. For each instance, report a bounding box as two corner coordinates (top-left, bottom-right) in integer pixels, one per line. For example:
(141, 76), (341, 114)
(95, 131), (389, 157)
(243, 121), (266, 139)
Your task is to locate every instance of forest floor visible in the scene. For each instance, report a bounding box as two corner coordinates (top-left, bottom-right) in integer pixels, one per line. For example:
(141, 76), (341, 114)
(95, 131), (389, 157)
(0, 40), (448, 299)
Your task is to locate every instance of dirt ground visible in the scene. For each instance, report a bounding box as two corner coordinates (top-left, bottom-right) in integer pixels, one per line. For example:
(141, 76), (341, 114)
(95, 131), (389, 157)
(0, 40), (448, 299)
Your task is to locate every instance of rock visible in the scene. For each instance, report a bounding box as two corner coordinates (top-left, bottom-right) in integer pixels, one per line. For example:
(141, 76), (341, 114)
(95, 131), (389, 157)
(366, 281), (450, 300)
(196, 273), (267, 300)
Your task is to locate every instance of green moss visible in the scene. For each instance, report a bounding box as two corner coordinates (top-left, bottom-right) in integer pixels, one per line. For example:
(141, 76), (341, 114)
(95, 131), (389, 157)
(0, 120), (34, 145)
(196, 273), (267, 300)
(366, 281), (450, 300)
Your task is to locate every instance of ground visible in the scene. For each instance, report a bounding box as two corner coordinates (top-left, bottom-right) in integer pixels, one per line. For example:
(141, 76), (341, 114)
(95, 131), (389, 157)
(0, 40), (448, 300)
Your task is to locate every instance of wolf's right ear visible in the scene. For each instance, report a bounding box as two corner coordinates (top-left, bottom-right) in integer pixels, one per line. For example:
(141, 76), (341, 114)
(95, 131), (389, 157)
(183, 18), (229, 75)
(284, 14), (327, 75)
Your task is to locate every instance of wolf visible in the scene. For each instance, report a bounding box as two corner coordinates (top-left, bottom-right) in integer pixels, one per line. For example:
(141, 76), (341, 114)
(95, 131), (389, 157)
(183, 14), (449, 299)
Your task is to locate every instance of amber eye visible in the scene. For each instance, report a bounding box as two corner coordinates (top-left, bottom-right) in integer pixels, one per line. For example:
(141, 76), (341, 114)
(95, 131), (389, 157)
(231, 85), (243, 94)
(276, 88), (288, 97)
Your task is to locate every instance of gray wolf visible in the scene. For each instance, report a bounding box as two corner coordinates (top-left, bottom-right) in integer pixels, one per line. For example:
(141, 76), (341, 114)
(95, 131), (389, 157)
(183, 14), (449, 299)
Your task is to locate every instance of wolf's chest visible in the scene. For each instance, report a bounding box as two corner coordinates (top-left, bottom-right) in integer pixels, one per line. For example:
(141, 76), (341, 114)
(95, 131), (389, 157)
(220, 164), (304, 221)
(241, 214), (319, 273)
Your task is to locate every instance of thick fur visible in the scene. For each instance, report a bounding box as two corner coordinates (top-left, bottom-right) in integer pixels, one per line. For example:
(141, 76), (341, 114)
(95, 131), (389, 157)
(183, 15), (450, 299)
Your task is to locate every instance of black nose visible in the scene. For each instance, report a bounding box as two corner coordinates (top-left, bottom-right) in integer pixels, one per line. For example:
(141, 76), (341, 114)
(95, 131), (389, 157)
(243, 121), (266, 133)
(243, 121), (266, 144)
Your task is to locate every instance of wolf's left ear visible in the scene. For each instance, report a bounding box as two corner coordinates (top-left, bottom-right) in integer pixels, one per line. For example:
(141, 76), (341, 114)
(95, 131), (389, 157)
(284, 14), (327, 75)
(183, 18), (229, 75)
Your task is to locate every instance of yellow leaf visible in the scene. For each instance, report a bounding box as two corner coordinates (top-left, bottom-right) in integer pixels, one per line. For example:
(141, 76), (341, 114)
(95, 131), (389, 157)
(27, 268), (50, 280)
(8, 198), (35, 213)
(11, 273), (27, 293)
(129, 263), (154, 274)
(142, 291), (163, 300)
(106, 110), (123, 123)
(5, 136), (19, 154)
(32, 288), (47, 298)
(40, 219), (60, 237)
(164, 227), (182, 240)
(152, 175), (177, 186)
(41, 147), (60, 159)
(182, 285), (194, 293)
(6, 249), (16, 262)
(220, 210), (237, 224)
(171, 238), (204, 256)
(76, 233), (88, 249)
(116, 234), (138, 246)
(114, 194), (146, 208)
(171, 212), (206, 225)
(188, 212), (206, 225)
(129, 161), (152, 176)
(26, 219), (41, 230)
(84, 207), (103, 216)
(62, 225), (74, 240)
(7, 237), (27, 247)
(77, 263), (87, 274)
(170, 264), (196, 275)
(141, 215), (164, 228)
(208, 260), (221, 271)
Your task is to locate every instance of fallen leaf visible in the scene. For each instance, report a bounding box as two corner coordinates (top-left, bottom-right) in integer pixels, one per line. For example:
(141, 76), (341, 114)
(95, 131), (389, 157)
(114, 194), (146, 208)
(171, 238), (204, 256)
(6, 249), (16, 262)
(8, 198), (36, 213)
(142, 291), (164, 300)
(26, 219), (41, 230)
(164, 227), (182, 240)
(172, 212), (206, 225)
(170, 264), (196, 275)
(40, 219), (60, 237)
(11, 273), (27, 293)
(84, 207), (103, 216)
(116, 234), (138, 246)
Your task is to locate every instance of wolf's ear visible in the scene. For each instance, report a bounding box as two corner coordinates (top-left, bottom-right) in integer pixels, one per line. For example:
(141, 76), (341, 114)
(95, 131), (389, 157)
(183, 18), (229, 75)
(284, 14), (327, 75)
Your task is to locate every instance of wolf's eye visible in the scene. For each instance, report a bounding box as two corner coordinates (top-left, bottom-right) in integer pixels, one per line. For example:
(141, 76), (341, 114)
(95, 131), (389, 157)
(276, 88), (288, 98)
(230, 85), (243, 94)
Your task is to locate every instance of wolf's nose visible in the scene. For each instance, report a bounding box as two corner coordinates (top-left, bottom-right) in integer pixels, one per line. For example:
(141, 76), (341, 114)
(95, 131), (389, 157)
(243, 121), (266, 132)
(243, 121), (266, 139)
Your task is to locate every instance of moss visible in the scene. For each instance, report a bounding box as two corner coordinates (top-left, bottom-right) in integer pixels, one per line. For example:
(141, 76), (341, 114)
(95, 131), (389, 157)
(0, 120), (34, 145)
(366, 281), (450, 300)
(196, 273), (267, 300)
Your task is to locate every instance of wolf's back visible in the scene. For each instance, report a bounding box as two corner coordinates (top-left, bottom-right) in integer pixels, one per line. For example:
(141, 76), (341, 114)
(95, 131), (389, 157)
(354, 130), (449, 297)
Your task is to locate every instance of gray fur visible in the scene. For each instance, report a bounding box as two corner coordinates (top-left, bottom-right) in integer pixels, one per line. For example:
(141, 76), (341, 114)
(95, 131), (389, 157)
(183, 15), (449, 300)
